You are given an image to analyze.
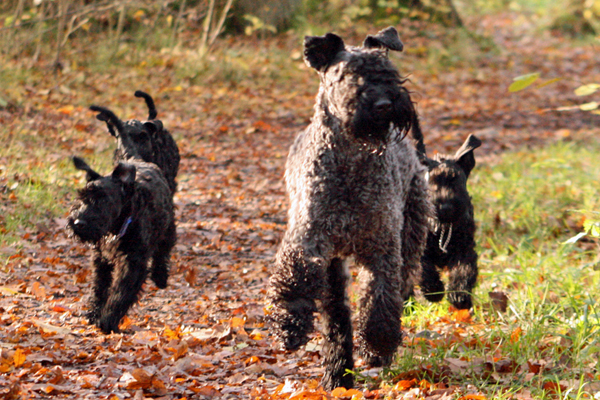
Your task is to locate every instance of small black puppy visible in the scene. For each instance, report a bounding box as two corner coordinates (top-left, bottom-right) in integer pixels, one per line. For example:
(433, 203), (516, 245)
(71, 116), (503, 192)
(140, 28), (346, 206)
(90, 90), (180, 195)
(67, 156), (176, 333)
(415, 132), (482, 310)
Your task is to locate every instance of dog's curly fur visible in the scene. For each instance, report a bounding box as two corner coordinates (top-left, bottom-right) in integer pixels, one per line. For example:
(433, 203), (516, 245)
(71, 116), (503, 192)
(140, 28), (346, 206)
(268, 27), (432, 390)
(90, 90), (180, 195)
(67, 157), (176, 334)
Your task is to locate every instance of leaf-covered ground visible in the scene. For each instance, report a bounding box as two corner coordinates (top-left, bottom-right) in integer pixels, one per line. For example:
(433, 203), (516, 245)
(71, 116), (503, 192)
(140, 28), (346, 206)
(1, 12), (600, 400)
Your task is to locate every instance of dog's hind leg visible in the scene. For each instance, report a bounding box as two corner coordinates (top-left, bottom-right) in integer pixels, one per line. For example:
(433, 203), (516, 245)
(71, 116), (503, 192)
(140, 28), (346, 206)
(150, 220), (176, 289)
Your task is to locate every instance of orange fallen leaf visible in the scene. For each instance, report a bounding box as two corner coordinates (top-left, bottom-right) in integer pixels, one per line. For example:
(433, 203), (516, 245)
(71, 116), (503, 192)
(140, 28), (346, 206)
(457, 395), (486, 400)
(163, 326), (180, 340)
(394, 379), (417, 391)
(13, 348), (26, 367)
(51, 304), (71, 313)
(119, 316), (132, 330)
(331, 387), (347, 397)
(331, 387), (363, 397)
(451, 309), (472, 323)
(31, 281), (46, 300)
(230, 316), (245, 328)
(57, 105), (74, 115)
(510, 327), (522, 343)
(250, 331), (263, 340)
(245, 355), (260, 364)
(172, 341), (188, 361)
(190, 385), (221, 396)
(43, 385), (56, 394)
(419, 379), (432, 390)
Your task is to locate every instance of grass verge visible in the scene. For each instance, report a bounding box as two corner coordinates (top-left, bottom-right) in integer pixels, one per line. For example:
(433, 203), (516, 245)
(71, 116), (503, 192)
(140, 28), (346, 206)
(373, 139), (600, 398)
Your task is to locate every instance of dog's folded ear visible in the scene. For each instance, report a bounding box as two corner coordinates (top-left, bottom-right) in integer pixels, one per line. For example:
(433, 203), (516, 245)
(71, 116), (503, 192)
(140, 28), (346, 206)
(112, 163), (137, 186)
(304, 33), (345, 72)
(454, 134), (482, 177)
(363, 26), (403, 52)
(143, 120), (163, 134)
(72, 156), (102, 182)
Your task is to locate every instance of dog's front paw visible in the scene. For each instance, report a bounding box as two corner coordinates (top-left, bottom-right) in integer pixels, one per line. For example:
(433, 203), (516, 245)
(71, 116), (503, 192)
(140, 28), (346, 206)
(270, 298), (317, 350)
(97, 315), (121, 334)
(448, 291), (472, 310)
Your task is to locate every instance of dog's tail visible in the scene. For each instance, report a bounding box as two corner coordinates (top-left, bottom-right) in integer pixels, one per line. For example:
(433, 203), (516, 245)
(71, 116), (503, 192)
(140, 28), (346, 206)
(410, 114), (428, 164)
(90, 105), (124, 137)
(134, 90), (158, 120)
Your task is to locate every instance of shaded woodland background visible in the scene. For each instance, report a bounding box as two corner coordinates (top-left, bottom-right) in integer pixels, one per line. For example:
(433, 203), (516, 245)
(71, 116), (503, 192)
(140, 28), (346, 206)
(1, 0), (599, 67)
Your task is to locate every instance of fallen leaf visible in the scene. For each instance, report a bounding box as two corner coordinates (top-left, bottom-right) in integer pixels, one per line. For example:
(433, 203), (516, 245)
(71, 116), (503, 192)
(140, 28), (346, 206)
(451, 309), (472, 323)
(13, 348), (26, 367)
(508, 72), (540, 92)
(457, 395), (486, 400)
(488, 291), (508, 312)
(394, 379), (417, 391)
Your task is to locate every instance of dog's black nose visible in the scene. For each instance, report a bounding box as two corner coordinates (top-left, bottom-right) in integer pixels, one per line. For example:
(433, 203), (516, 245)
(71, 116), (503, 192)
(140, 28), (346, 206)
(73, 219), (86, 227)
(439, 203), (454, 213)
(374, 99), (392, 115)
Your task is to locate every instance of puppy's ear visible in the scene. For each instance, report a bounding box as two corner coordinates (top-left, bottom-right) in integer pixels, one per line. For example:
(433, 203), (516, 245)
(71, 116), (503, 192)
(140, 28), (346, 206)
(143, 120), (163, 134)
(304, 33), (345, 72)
(454, 134), (482, 178)
(112, 163), (136, 186)
(72, 156), (102, 182)
(363, 26), (403, 52)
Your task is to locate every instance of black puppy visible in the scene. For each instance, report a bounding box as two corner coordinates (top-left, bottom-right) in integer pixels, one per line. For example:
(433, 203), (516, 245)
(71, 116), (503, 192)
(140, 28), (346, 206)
(90, 90), (180, 194)
(416, 133), (482, 310)
(67, 156), (176, 333)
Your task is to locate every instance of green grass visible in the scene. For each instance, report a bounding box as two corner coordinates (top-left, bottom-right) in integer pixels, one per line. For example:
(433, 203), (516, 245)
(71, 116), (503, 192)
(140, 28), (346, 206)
(377, 140), (600, 398)
(0, 135), (113, 248)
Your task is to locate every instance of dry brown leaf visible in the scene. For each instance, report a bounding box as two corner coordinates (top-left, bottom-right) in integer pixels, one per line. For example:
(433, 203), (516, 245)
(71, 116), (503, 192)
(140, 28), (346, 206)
(488, 291), (509, 312)
(31, 281), (46, 300)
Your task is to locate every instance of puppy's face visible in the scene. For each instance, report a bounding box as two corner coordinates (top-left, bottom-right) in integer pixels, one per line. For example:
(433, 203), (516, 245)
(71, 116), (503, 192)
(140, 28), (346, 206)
(67, 159), (136, 243)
